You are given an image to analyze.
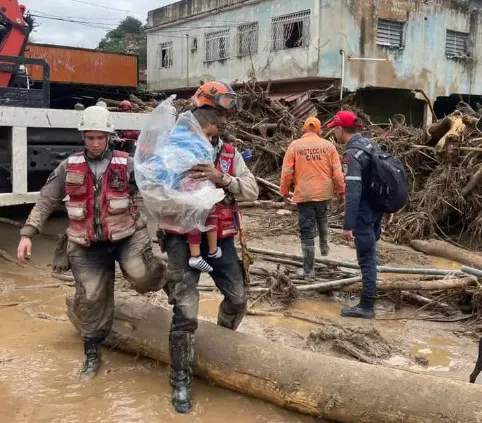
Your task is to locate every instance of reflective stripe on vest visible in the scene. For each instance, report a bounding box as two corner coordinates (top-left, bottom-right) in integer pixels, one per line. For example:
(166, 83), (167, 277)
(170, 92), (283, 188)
(65, 150), (135, 246)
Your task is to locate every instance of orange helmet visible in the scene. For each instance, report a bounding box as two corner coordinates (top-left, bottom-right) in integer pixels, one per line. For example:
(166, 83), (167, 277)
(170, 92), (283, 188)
(119, 100), (133, 112)
(192, 81), (238, 114)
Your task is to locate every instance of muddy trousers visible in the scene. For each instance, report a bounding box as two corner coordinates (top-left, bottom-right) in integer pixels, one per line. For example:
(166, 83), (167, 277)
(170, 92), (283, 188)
(297, 200), (330, 250)
(68, 227), (165, 342)
(164, 233), (247, 412)
(353, 201), (383, 309)
(164, 233), (248, 334)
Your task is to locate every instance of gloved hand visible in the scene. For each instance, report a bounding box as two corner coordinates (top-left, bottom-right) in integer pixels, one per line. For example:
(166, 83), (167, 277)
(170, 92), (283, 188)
(241, 149), (253, 162)
(52, 233), (70, 273)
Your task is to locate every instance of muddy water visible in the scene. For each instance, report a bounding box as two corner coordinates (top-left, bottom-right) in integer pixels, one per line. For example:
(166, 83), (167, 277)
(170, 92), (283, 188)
(0, 275), (322, 423)
(0, 216), (322, 423)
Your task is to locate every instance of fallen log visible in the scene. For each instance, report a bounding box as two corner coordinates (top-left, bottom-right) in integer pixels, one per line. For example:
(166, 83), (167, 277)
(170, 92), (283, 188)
(66, 295), (482, 422)
(244, 246), (464, 276)
(238, 200), (297, 211)
(342, 276), (474, 292)
(410, 239), (482, 269)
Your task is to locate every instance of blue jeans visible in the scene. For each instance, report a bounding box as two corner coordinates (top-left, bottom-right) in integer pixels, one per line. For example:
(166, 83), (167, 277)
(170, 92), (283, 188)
(353, 200), (383, 308)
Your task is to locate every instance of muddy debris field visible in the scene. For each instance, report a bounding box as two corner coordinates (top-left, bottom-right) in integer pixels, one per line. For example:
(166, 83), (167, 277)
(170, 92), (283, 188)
(0, 202), (481, 422)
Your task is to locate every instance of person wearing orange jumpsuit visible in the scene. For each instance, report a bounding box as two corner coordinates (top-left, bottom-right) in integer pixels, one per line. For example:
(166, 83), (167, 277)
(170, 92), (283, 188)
(280, 117), (345, 277)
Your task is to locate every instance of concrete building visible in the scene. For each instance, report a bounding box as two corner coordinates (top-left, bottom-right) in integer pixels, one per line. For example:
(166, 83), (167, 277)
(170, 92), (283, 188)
(146, 0), (482, 122)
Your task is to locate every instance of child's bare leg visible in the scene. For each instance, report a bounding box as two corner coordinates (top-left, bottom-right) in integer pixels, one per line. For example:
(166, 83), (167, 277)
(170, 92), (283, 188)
(189, 243), (201, 258)
(187, 232), (212, 272)
(207, 230), (222, 259)
(207, 231), (218, 254)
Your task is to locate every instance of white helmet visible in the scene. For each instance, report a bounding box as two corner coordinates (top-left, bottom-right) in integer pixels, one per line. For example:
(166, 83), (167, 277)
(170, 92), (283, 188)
(78, 105), (115, 133)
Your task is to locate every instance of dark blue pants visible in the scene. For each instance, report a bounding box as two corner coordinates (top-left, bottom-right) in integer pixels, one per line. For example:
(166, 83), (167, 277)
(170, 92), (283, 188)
(164, 233), (247, 333)
(353, 201), (383, 309)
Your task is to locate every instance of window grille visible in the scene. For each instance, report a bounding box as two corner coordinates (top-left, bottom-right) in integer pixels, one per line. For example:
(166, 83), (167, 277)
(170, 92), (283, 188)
(159, 42), (173, 68)
(236, 22), (258, 57)
(205, 30), (230, 62)
(446, 30), (469, 58)
(377, 19), (404, 48)
(271, 10), (310, 51)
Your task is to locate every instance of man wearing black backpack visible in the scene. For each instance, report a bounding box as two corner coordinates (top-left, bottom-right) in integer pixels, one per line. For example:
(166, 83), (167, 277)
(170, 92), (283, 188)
(328, 111), (407, 319)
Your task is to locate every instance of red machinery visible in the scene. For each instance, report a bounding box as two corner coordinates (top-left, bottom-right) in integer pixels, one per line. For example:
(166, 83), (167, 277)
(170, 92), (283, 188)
(0, 1), (50, 107)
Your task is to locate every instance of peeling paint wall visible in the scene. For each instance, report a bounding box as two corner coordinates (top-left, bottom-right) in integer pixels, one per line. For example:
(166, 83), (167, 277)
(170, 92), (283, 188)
(147, 0), (319, 91)
(322, 0), (481, 102)
(147, 0), (482, 101)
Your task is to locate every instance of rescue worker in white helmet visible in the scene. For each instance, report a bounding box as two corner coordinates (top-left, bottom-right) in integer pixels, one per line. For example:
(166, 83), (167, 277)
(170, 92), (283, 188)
(158, 81), (259, 413)
(16, 105), (166, 378)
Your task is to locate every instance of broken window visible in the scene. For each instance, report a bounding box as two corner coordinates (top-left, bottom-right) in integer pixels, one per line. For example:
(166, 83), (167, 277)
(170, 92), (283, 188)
(160, 42), (173, 68)
(191, 36), (198, 52)
(271, 10), (310, 52)
(237, 22), (258, 57)
(205, 30), (230, 62)
(446, 30), (469, 58)
(377, 19), (405, 48)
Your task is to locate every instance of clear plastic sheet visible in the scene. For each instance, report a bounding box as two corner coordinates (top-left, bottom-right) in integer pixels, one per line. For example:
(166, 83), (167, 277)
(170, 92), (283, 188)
(134, 96), (225, 233)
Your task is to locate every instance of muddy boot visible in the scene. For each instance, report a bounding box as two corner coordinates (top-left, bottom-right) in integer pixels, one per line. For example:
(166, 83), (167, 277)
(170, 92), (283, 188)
(81, 340), (102, 378)
(169, 331), (194, 414)
(341, 303), (375, 319)
(217, 303), (247, 331)
(296, 245), (315, 278)
(318, 219), (330, 256)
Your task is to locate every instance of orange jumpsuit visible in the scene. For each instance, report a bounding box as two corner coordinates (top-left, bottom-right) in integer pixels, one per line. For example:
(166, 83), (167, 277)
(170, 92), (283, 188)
(280, 133), (345, 202)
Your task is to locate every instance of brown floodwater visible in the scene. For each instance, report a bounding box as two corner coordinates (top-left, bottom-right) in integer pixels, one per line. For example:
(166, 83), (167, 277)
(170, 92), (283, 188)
(0, 215), (323, 423)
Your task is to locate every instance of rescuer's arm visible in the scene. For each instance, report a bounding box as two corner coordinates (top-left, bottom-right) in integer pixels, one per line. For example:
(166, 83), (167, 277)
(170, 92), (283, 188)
(20, 161), (68, 239)
(330, 145), (345, 195)
(280, 144), (295, 198)
(343, 151), (363, 232)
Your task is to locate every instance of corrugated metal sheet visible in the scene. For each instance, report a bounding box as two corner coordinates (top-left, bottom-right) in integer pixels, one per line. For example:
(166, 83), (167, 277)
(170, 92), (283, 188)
(24, 44), (139, 88)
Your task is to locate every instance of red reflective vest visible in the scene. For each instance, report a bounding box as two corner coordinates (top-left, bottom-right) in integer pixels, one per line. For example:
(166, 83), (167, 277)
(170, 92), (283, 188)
(64, 150), (136, 246)
(165, 143), (240, 239)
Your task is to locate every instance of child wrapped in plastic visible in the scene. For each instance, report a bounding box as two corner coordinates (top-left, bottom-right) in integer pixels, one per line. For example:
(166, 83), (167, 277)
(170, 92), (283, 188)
(134, 97), (225, 271)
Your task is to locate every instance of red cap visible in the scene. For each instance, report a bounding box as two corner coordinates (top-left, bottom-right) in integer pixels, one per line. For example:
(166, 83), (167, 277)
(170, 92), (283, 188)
(327, 111), (362, 129)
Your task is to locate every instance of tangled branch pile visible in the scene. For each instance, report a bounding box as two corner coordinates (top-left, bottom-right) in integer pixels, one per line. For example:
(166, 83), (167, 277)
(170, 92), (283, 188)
(366, 105), (482, 249)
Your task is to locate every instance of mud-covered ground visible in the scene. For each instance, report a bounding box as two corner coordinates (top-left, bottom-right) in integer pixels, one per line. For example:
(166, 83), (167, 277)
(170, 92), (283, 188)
(0, 206), (479, 422)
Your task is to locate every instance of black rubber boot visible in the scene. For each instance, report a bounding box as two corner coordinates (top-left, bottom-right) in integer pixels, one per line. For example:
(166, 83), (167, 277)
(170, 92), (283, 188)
(169, 331), (194, 414)
(296, 245), (315, 278)
(341, 304), (375, 319)
(217, 303), (247, 331)
(318, 220), (330, 256)
(81, 340), (102, 378)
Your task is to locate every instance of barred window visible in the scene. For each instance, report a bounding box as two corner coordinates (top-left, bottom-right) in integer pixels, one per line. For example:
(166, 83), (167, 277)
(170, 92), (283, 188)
(236, 22), (258, 57)
(446, 30), (469, 58)
(377, 19), (405, 48)
(205, 30), (230, 62)
(159, 42), (173, 68)
(271, 10), (310, 51)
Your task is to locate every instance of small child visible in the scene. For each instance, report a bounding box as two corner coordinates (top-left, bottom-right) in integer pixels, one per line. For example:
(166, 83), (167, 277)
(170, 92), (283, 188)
(183, 108), (223, 272)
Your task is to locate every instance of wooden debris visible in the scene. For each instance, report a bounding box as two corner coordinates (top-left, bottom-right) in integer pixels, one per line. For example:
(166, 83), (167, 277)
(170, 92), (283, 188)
(65, 295), (482, 422)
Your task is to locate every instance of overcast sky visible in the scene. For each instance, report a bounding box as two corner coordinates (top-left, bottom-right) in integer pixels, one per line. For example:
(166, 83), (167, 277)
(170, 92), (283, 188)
(26, 0), (175, 48)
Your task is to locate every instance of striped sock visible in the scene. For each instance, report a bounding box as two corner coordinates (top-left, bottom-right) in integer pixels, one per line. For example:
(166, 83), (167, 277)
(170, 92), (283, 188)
(189, 256), (213, 273)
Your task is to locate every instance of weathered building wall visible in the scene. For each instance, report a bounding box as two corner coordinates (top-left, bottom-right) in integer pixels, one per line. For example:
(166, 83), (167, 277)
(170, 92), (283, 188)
(147, 0), (319, 91)
(323, 0), (480, 102)
(147, 0), (482, 102)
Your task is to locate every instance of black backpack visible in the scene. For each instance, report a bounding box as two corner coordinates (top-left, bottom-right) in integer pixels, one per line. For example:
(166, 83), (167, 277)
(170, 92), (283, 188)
(357, 145), (408, 213)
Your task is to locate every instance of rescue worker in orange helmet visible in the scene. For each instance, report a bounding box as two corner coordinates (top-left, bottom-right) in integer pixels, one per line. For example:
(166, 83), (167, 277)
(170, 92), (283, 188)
(280, 117), (345, 277)
(158, 80), (258, 414)
(16, 106), (166, 378)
